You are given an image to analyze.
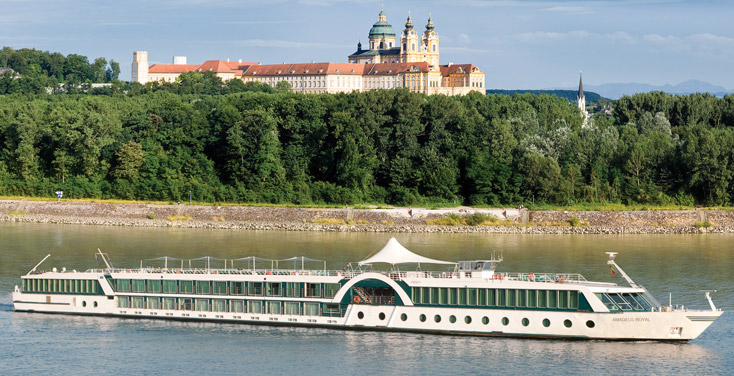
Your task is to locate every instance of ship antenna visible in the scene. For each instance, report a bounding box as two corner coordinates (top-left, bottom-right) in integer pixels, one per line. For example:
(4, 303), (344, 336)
(606, 252), (639, 288)
(27, 254), (51, 275)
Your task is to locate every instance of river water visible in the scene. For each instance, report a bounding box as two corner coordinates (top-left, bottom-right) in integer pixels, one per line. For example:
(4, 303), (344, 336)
(0, 222), (732, 375)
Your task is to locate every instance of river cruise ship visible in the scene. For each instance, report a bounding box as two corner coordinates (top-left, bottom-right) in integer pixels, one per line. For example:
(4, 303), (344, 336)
(12, 238), (722, 341)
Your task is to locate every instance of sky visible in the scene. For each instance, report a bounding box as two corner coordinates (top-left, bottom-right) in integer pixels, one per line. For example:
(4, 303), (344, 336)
(1, 0), (733, 89)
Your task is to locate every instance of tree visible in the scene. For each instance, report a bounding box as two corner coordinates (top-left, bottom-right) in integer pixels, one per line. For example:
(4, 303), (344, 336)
(113, 141), (145, 179)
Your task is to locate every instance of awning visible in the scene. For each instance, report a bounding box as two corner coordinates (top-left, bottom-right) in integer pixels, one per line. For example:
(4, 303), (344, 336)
(358, 238), (455, 266)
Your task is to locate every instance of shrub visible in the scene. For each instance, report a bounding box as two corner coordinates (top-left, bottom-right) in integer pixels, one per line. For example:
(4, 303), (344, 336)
(167, 215), (190, 221)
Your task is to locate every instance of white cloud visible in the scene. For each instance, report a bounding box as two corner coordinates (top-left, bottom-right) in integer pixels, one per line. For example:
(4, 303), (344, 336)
(541, 6), (593, 15)
(457, 33), (472, 44)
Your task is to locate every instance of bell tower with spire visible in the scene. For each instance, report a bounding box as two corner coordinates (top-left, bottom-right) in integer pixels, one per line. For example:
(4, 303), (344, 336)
(577, 71), (589, 126)
(400, 12), (420, 63)
(422, 13), (439, 70)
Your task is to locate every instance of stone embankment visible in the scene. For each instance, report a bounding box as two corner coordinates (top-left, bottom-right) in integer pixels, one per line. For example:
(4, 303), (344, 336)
(1, 200), (733, 234)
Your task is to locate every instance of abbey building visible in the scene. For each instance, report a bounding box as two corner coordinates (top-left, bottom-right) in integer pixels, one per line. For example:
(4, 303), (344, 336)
(133, 9), (484, 96)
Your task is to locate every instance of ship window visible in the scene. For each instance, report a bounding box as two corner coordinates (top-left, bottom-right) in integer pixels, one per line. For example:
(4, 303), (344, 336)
(465, 316), (472, 324)
(196, 281), (210, 295)
(147, 297), (160, 309)
(487, 289), (496, 306)
(230, 300), (244, 313)
(478, 289), (486, 305)
(247, 300), (262, 313)
(497, 289), (506, 307)
(502, 317), (509, 326)
(449, 315), (456, 323)
(379, 312), (386, 320)
(548, 290), (557, 308)
(132, 297), (145, 309)
(434, 315), (441, 323)
(266, 301), (281, 314)
(631, 293), (654, 311)
(82, 301), (87, 307)
(93, 301), (98, 308)
(596, 293), (620, 311)
(117, 297), (129, 308)
(517, 290), (527, 307)
(559, 290), (569, 308)
(324, 283), (340, 299)
(439, 288), (448, 305)
(212, 299), (226, 312)
(538, 290), (547, 307)
(305, 283), (321, 297)
(116, 279), (130, 292)
(608, 293), (633, 311)
(194, 299), (209, 311)
(507, 289), (516, 307)
(482, 316), (489, 325)
(265, 282), (281, 297)
(431, 288), (439, 304)
(564, 319), (573, 328)
(419, 314), (426, 322)
(179, 281), (193, 294)
(147, 280), (161, 293)
(449, 288), (458, 305)
(304, 302), (320, 316)
(163, 280), (177, 294)
(421, 287), (430, 304)
(213, 281), (227, 295)
(458, 288), (467, 305)
(131, 280), (145, 293)
(543, 318), (551, 327)
(586, 320), (595, 328)
(163, 298), (176, 310)
(468, 288), (477, 305)
(522, 318), (529, 327)
(569, 291), (579, 309)
(231, 282), (245, 296)
(248, 282), (263, 296)
(357, 311), (364, 319)
(527, 290), (537, 308)
(284, 301), (299, 315)
(401, 313), (408, 321)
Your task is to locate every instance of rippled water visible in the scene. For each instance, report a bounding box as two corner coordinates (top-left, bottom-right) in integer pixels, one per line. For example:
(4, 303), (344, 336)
(1, 222), (732, 375)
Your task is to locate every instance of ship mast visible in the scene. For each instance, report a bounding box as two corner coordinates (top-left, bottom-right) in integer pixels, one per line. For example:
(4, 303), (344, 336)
(606, 252), (639, 288)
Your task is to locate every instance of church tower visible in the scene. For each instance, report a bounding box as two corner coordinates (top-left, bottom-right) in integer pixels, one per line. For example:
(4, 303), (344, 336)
(577, 71), (588, 126)
(400, 12), (420, 63)
(421, 14), (439, 70)
(132, 51), (149, 84)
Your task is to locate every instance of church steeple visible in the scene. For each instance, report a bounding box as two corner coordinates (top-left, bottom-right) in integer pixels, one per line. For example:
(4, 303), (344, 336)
(577, 71), (588, 127)
(578, 71), (584, 99)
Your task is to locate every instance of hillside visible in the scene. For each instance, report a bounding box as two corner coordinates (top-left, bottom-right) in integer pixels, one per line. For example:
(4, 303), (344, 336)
(486, 89), (604, 103)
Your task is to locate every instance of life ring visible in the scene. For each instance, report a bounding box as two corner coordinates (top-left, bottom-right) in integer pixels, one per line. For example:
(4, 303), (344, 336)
(353, 296), (361, 303)
(559, 276), (564, 284)
(290, 271), (296, 276)
(212, 270), (217, 274)
(266, 271), (272, 275)
(528, 272), (534, 281)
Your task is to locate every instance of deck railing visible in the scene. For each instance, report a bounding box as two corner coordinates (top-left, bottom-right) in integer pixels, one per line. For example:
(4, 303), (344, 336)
(32, 267), (589, 285)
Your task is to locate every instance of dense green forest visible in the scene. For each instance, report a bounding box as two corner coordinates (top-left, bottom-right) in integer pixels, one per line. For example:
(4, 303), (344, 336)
(486, 89), (604, 104)
(1, 47), (734, 207)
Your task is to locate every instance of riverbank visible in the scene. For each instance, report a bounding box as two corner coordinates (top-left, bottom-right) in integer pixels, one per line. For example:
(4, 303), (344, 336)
(1, 199), (733, 234)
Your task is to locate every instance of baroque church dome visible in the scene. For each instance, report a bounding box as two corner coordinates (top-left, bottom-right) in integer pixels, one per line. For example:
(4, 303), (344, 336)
(369, 10), (396, 38)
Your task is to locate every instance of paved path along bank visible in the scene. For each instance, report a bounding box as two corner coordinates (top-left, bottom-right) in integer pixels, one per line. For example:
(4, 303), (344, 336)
(1, 200), (733, 234)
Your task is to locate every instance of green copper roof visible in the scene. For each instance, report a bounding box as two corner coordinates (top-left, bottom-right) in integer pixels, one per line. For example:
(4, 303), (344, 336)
(369, 21), (396, 37)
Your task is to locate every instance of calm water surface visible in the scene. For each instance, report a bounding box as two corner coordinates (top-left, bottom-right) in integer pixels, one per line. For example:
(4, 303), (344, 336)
(0, 222), (732, 375)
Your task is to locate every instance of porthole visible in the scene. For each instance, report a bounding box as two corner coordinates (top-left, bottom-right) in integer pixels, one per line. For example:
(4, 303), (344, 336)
(82, 301), (86, 307)
(502, 317), (509, 326)
(543, 319), (551, 327)
(449, 315), (456, 323)
(465, 316), (472, 324)
(586, 320), (595, 328)
(482, 316), (489, 325)
(379, 312), (386, 320)
(522, 318), (529, 327)
(357, 311), (364, 319)
(419, 314), (426, 322)
(93, 301), (98, 308)
(401, 313), (408, 321)
(564, 319), (573, 328)
(434, 315), (442, 323)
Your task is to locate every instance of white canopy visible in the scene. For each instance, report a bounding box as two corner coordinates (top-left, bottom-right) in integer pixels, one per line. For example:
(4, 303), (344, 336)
(358, 238), (455, 266)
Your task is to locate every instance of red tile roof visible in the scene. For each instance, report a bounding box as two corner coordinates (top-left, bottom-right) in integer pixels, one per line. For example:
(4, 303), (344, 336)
(439, 64), (481, 76)
(363, 62), (430, 75)
(148, 64), (198, 74)
(242, 62), (365, 77)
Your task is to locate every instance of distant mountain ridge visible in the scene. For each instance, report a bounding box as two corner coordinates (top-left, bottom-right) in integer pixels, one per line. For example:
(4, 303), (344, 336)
(580, 80), (732, 100)
(486, 89), (604, 103)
